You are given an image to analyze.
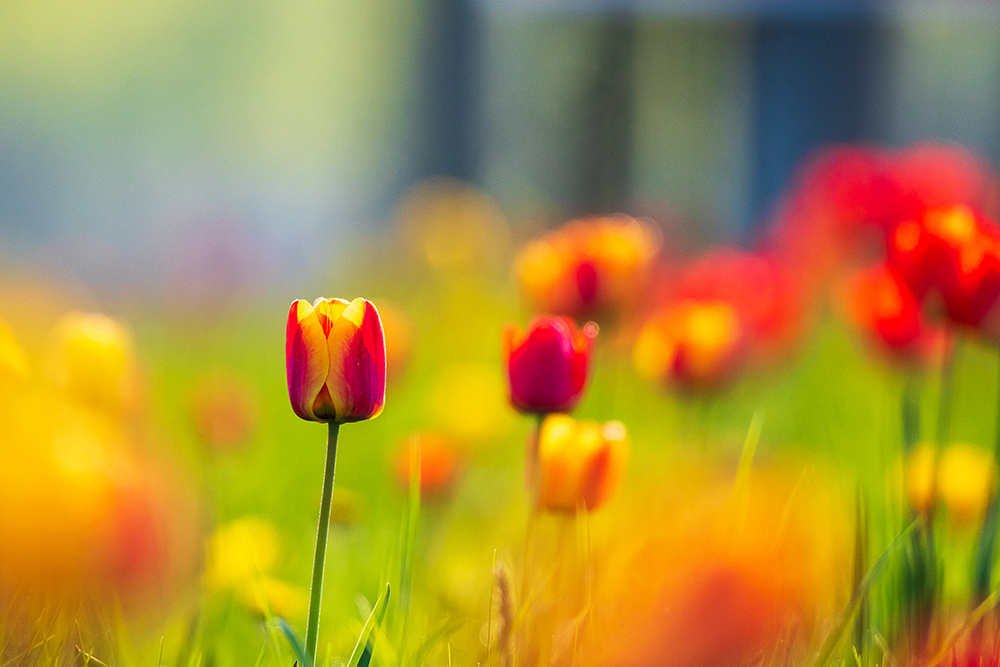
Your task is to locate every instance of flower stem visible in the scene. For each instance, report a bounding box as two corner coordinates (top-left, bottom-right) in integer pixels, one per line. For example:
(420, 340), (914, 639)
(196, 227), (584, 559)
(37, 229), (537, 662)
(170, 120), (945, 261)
(305, 421), (340, 666)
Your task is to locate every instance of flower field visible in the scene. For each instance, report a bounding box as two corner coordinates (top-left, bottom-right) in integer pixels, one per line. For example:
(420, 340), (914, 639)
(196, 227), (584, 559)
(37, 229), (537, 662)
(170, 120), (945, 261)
(4, 145), (1000, 667)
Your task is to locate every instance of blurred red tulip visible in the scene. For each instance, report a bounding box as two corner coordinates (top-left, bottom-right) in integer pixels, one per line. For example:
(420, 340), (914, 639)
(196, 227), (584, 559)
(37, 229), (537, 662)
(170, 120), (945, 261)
(843, 263), (950, 365)
(672, 248), (807, 361)
(887, 205), (1000, 337)
(188, 370), (259, 452)
(503, 316), (598, 415)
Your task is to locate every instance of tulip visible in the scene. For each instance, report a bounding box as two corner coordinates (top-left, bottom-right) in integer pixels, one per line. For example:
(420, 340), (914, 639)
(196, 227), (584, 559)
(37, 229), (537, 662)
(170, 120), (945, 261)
(393, 432), (462, 499)
(285, 297), (386, 424)
(536, 414), (628, 512)
(633, 300), (745, 391)
(843, 263), (950, 366)
(285, 296), (386, 666)
(514, 216), (660, 323)
(188, 371), (259, 452)
(672, 248), (806, 361)
(887, 205), (1000, 337)
(502, 316), (598, 415)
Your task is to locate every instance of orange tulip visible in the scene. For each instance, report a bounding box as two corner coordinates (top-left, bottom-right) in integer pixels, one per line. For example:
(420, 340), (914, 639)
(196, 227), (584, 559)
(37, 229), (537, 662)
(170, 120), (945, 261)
(536, 413), (628, 512)
(285, 297), (386, 423)
(515, 216), (660, 322)
(633, 300), (745, 391)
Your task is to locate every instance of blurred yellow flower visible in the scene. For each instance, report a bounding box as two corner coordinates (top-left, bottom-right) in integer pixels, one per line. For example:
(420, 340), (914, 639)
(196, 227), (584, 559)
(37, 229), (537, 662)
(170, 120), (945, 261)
(396, 178), (511, 272)
(204, 516), (281, 590)
(238, 576), (309, 620)
(50, 312), (136, 413)
(907, 442), (996, 526)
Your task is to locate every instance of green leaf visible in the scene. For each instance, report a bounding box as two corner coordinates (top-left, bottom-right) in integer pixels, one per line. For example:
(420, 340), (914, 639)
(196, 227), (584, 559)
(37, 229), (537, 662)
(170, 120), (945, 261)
(814, 519), (919, 667)
(347, 584), (391, 667)
(274, 617), (308, 667)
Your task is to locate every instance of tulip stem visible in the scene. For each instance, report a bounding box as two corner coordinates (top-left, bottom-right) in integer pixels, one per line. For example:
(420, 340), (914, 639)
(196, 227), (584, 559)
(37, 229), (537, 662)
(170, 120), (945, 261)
(305, 421), (340, 666)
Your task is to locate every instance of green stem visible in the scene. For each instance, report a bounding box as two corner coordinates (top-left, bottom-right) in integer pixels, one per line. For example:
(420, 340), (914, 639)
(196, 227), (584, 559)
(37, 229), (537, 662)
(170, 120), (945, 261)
(935, 337), (958, 448)
(972, 351), (1000, 603)
(305, 422), (341, 666)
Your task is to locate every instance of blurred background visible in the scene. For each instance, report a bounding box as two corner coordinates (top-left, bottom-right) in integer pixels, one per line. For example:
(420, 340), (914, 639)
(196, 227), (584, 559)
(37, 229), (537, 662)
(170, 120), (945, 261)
(0, 0), (998, 299)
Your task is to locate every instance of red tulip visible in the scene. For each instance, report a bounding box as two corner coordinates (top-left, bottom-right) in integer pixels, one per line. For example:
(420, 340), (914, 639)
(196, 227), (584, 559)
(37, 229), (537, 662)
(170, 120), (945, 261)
(887, 205), (1000, 334)
(285, 297), (386, 423)
(502, 316), (597, 415)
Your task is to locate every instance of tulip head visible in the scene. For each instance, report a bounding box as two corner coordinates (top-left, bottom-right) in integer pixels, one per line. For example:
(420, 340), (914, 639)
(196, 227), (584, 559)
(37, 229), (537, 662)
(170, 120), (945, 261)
(502, 316), (598, 415)
(286, 297), (386, 424)
(536, 413), (628, 513)
(515, 216), (660, 322)
(843, 263), (951, 367)
(633, 300), (745, 391)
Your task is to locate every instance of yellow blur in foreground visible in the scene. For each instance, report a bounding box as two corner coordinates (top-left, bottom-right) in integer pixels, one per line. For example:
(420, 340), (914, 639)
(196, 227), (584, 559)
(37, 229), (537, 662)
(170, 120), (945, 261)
(0, 313), (198, 619)
(592, 460), (850, 667)
(204, 516), (307, 620)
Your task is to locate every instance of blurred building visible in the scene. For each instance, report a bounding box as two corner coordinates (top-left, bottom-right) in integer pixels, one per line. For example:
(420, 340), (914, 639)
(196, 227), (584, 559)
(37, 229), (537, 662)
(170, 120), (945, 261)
(0, 0), (997, 292)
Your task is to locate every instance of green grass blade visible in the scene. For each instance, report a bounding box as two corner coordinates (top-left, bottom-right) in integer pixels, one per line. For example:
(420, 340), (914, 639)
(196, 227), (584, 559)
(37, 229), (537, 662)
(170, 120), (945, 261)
(814, 519), (919, 667)
(347, 584), (391, 667)
(274, 617), (308, 667)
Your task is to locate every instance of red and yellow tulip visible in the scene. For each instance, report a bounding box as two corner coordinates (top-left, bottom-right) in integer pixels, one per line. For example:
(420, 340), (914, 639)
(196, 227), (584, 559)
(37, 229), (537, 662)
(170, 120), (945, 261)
(515, 216), (660, 323)
(633, 299), (745, 391)
(285, 297), (386, 424)
(536, 413), (628, 512)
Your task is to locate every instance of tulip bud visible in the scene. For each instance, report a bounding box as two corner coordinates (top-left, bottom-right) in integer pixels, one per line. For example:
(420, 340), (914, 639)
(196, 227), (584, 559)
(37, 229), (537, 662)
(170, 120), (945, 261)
(285, 297), (386, 424)
(502, 316), (597, 415)
(536, 414), (628, 512)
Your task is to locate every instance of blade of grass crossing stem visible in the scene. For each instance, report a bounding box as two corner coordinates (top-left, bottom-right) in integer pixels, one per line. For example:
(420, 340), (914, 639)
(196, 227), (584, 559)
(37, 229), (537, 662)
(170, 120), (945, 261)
(275, 618), (308, 667)
(925, 588), (1000, 667)
(347, 584), (391, 667)
(814, 519), (919, 667)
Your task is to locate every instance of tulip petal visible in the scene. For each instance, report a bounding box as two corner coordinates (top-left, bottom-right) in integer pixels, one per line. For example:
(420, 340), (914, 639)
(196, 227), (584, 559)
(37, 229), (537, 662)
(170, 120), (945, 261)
(326, 298), (386, 423)
(286, 300), (330, 421)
